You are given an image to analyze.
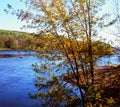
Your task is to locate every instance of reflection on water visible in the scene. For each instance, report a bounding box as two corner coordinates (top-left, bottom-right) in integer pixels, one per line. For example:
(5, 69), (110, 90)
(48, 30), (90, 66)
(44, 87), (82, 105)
(0, 51), (40, 107)
(0, 50), (36, 55)
(0, 50), (36, 58)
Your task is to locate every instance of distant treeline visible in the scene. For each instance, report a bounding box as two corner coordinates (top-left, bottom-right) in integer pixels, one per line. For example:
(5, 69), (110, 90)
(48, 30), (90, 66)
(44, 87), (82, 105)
(0, 30), (114, 56)
(0, 30), (56, 51)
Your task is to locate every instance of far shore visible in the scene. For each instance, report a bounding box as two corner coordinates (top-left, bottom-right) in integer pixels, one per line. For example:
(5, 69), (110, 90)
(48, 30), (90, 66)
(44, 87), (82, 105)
(0, 49), (36, 51)
(0, 48), (12, 51)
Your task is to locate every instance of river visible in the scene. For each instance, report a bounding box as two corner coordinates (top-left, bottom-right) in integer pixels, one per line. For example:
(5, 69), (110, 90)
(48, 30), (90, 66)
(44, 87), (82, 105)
(0, 50), (120, 107)
(0, 51), (40, 107)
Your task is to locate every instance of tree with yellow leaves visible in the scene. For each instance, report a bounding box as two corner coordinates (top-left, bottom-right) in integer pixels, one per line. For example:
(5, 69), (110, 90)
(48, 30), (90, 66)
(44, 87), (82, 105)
(9, 0), (116, 106)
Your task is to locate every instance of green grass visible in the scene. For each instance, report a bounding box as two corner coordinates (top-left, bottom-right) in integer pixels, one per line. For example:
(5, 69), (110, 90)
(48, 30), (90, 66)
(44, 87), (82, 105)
(0, 48), (11, 50)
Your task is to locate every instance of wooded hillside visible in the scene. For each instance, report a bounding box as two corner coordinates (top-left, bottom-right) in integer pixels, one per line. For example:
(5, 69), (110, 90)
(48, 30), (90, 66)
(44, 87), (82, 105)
(0, 30), (114, 56)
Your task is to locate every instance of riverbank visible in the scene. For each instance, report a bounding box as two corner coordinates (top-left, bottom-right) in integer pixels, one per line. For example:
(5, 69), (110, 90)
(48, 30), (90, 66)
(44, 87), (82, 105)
(64, 64), (120, 106)
(0, 48), (35, 51)
(0, 48), (12, 50)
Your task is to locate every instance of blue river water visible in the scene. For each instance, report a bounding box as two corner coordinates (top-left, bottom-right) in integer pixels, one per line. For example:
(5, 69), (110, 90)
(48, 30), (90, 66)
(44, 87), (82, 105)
(96, 53), (120, 66)
(0, 51), (40, 107)
(0, 50), (120, 107)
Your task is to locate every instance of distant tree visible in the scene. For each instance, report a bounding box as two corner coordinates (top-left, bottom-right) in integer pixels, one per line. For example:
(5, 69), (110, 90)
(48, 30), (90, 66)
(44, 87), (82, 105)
(8, 36), (19, 50)
(13, 39), (19, 50)
(0, 36), (4, 48)
(9, 36), (15, 49)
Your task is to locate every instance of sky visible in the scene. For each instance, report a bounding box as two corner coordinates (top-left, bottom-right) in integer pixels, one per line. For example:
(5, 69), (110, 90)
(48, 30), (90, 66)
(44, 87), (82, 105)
(0, 0), (35, 33)
(0, 0), (119, 46)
